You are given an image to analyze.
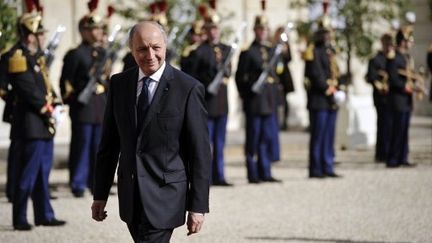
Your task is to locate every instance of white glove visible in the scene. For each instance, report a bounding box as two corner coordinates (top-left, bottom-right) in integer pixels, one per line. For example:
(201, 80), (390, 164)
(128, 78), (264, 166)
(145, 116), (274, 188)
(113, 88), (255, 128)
(333, 90), (346, 106)
(52, 105), (66, 127)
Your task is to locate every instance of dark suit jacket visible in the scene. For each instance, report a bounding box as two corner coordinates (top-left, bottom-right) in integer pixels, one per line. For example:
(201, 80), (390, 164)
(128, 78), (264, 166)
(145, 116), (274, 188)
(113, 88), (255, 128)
(366, 51), (389, 107)
(93, 64), (211, 229)
(59, 42), (107, 124)
(235, 40), (278, 115)
(304, 43), (337, 111)
(4, 43), (58, 139)
(386, 50), (412, 112)
(190, 41), (231, 117)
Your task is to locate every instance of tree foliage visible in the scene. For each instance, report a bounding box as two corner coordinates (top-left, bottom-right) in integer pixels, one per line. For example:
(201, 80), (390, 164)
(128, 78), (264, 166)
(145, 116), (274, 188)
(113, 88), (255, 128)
(0, 1), (18, 53)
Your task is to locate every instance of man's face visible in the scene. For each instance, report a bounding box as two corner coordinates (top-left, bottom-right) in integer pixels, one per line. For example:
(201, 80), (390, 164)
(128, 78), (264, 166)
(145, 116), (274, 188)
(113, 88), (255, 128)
(254, 26), (268, 42)
(206, 26), (220, 43)
(82, 27), (103, 44)
(131, 23), (166, 76)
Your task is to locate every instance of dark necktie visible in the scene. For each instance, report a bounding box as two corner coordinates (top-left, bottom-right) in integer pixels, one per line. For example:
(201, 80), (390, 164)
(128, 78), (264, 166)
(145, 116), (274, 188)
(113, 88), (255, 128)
(137, 77), (151, 131)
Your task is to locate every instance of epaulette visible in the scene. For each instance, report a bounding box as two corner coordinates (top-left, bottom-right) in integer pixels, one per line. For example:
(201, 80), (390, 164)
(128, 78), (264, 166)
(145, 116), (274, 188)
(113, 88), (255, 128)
(8, 49), (27, 73)
(181, 43), (199, 57)
(386, 49), (396, 59)
(262, 41), (272, 48)
(302, 44), (314, 61)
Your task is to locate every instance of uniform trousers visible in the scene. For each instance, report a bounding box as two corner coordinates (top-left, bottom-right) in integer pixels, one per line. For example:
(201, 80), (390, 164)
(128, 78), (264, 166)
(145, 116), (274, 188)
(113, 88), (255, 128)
(375, 104), (392, 161)
(268, 113), (280, 162)
(68, 122), (101, 193)
(308, 109), (337, 176)
(208, 115), (228, 183)
(13, 139), (55, 226)
(387, 111), (410, 166)
(245, 113), (274, 181)
(6, 139), (19, 201)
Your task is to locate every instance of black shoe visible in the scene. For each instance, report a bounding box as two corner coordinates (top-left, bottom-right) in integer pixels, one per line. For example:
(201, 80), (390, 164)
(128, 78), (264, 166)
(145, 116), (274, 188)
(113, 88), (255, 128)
(36, 218), (66, 227)
(386, 164), (400, 168)
(212, 181), (234, 186)
(326, 173), (342, 178)
(248, 179), (260, 184)
(400, 162), (416, 168)
(50, 194), (58, 200)
(309, 174), (326, 179)
(14, 223), (32, 231)
(72, 190), (84, 198)
(262, 177), (282, 183)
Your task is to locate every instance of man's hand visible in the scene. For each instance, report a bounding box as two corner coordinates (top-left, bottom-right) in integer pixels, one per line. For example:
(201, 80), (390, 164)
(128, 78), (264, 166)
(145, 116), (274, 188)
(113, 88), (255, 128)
(91, 200), (107, 222)
(186, 212), (205, 236)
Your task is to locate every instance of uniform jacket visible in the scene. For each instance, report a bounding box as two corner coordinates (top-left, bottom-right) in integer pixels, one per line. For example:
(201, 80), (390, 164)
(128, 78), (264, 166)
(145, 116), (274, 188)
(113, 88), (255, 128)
(3, 42), (58, 139)
(304, 43), (338, 111)
(366, 51), (390, 107)
(386, 50), (413, 112)
(93, 64), (211, 229)
(190, 41), (231, 117)
(235, 40), (278, 115)
(59, 42), (107, 124)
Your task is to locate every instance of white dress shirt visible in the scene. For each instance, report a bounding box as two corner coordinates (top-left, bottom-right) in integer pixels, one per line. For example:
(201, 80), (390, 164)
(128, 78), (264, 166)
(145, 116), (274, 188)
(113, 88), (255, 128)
(136, 61), (166, 104)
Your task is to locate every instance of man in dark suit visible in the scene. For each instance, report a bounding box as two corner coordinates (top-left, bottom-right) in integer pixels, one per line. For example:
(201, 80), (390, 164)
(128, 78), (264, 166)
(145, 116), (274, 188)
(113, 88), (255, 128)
(366, 33), (394, 163)
(59, 10), (107, 197)
(235, 15), (281, 184)
(189, 15), (233, 186)
(3, 11), (65, 230)
(91, 21), (211, 242)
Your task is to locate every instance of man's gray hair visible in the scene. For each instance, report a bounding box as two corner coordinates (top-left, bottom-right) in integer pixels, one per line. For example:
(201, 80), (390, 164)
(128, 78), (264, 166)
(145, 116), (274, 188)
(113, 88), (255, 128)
(128, 21), (168, 49)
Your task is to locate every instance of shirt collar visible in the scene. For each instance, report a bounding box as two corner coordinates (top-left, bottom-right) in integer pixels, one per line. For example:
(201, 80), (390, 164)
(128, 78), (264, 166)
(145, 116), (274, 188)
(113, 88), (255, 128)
(138, 61), (166, 83)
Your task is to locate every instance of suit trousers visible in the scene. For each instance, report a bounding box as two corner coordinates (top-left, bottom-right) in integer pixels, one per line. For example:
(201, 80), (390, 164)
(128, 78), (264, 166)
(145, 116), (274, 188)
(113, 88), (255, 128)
(375, 104), (392, 161)
(308, 109), (337, 176)
(13, 139), (55, 225)
(127, 182), (173, 243)
(387, 111), (411, 166)
(208, 115), (228, 183)
(68, 122), (101, 193)
(245, 114), (274, 181)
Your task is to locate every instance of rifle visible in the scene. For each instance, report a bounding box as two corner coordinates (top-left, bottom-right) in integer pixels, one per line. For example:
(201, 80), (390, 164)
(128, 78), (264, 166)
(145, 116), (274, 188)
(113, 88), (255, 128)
(398, 67), (429, 99)
(207, 22), (247, 95)
(252, 22), (294, 93)
(77, 24), (121, 105)
(44, 25), (66, 68)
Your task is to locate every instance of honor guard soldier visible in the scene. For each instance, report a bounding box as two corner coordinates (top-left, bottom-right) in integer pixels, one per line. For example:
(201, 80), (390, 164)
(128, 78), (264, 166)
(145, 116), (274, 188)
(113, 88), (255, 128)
(303, 23), (344, 178)
(385, 27), (419, 168)
(273, 26), (295, 131)
(235, 10), (281, 184)
(0, 38), (19, 204)
(180, 20), (205, 75)
(59, 0), (107, 197)
(366, 33), (394, 163)
(189, 1), (233, 186)
(3, 10), (66, 230)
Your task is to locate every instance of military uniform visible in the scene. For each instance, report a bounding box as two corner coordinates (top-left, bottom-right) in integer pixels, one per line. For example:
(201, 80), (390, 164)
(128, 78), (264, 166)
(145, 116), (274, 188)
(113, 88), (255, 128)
(304, 31), (341, 178)
(236, 39), (280, 183)
(386, 49), (413, 166)
(0, 48), (19, 203)
(5, 37), (64, 229)
(366, 51), (391, 162)
(190, 40), (231, 185)
(275, 42), (294, 130)
(60, 40), (107, 196)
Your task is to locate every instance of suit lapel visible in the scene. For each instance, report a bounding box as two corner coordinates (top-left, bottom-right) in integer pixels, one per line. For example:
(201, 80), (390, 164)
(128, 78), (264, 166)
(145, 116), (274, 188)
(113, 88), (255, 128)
(127, 67), (139, 132)
(138, 64), (173, 138)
